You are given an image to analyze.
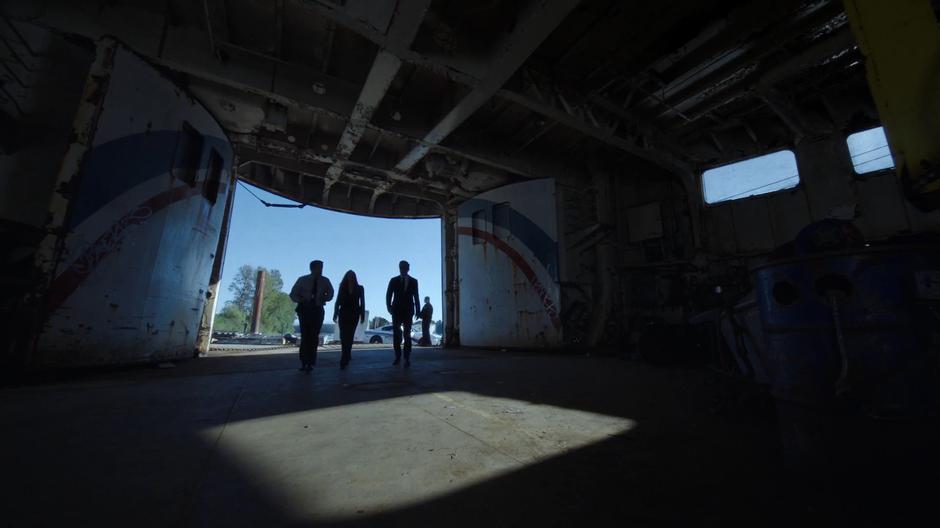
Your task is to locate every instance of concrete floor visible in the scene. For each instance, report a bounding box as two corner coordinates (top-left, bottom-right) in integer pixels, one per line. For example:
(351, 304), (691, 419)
(1, 346), (789, 526)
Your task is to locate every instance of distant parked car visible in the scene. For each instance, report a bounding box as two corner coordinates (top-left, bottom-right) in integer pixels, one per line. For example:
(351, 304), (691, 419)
(283, 333), (298, 344)
(210, 331), (239, 343)
(364, 324), (419, 345)
(363, 325), (442, 345)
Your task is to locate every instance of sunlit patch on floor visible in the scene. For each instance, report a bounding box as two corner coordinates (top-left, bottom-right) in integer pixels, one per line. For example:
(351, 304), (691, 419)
(201, 391), (636, 522)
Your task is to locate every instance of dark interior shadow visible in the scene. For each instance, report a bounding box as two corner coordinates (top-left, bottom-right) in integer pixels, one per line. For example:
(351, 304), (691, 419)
(1, 347), (935, 527)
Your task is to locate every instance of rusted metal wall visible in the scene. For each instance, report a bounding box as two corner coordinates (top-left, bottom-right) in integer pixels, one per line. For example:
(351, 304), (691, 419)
(0, 20), (94, 229)
(457, 179), (562, 348)
(31, 44), (234, 366)
(555, 180), (597, 344)
(0, 21), (97, 367)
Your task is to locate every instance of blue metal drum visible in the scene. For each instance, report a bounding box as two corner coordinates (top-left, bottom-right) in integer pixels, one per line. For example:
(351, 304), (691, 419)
(752, 245), (940, 415)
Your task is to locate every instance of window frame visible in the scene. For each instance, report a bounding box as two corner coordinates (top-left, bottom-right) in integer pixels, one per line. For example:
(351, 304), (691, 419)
(172, 121), (204, 187)
(203, 148), (224, 205)
(700, 149), (801, 206)
(471, 208), (487, 245)
(491, 202), (512, 241)
(846, 125), (896, 177)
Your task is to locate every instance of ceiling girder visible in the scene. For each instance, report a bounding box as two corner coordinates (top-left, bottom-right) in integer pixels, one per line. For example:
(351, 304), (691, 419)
(231, 132), (475, 199)
(497, 88), (693, 177)
(0, 0), (870, 192)
(393, 0), (581, 174)
(651, 1), (845, 121)
(235, 144), (452, 207)
(679, 28), (856, 133)
(202, 0), (230, 55)
(299, 0), (481, 86)
(324, 0), (431, 197)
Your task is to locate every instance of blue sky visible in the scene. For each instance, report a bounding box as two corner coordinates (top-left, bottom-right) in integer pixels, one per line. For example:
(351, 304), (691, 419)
(216, 183), (443, 323)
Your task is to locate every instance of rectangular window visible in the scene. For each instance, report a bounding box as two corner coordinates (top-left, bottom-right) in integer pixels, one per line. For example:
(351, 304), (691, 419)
(203, 148), (223, 204)
(492, 203), (511, 240)
(172, 122), (203, 186)
(471, 209), (486, 245)
(702, 150), (800, 204)
(847, 126), (895, 174)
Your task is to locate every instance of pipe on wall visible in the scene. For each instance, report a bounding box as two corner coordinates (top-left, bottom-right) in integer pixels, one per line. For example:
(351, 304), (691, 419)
(442, 206), (460, 347)
(585, 169), (616, 347)
(195, 167), (238, 355)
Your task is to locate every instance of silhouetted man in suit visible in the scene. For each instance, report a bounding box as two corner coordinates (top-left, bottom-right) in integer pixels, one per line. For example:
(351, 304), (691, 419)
(386, 260), (420, 367)
(418, 296), (433, 346)
(289, 260), (334, 372)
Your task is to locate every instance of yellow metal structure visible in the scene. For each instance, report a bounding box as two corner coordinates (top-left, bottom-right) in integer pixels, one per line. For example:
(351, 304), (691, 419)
(844, 0), (940, 210)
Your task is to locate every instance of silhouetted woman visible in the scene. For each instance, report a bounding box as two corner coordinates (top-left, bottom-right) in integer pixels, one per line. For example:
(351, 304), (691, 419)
(333, 270), (365, 370)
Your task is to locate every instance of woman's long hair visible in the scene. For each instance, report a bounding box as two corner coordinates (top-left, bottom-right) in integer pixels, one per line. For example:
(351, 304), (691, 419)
(342, 270), (359, 295)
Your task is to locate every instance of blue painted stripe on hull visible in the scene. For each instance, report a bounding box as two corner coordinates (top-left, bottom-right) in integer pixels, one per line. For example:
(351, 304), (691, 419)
(458, 198), (558, 281)
(68, 131), (230, 229)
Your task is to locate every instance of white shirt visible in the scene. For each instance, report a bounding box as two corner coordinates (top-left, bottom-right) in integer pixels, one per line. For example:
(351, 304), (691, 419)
(289, 274), (334, 306)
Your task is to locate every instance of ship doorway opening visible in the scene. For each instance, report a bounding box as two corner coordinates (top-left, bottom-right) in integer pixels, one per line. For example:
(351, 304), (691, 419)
(210, 180), (443, 353)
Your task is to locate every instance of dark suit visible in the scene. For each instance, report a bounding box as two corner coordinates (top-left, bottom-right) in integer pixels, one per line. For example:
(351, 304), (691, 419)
(419, 302), (433, 345)
(333, 285), (365, 368)
(386, 275), (420, 361)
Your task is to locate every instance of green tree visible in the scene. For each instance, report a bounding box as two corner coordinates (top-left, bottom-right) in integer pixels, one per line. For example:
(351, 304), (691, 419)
(370, 316), (390, 329)
(214, 305), (248, 332)
(222, 265), (294, 334)
(228, 265), (255, 314)
(261, 290), (296, 334)
(228, 265), (285, 314)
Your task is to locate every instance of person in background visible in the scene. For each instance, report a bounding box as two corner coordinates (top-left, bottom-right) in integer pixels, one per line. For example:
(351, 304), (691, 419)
(386, 260), (420, 367)
(289, 260), (334, 372)
(333, 270), (365, 370)
(418, 296), (433, 346)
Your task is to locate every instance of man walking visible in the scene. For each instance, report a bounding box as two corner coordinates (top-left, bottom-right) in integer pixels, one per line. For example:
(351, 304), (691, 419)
(386, 260), (420, 367)
(418, 296), (433, 346)
(289, 260), (334, 372)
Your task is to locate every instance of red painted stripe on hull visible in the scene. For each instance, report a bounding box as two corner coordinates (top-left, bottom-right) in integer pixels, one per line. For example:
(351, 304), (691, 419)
(457, 226), (561, 329)
(45, 183), (227, 314)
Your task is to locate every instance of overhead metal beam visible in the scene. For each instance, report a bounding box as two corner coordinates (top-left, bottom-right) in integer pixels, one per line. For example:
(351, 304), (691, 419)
(10, 0), (580, 182)
(757, 88), (812, 140)
(757, 28), (856, 88)
(326, 0), (431, 187)
(299, 0), (481, 86)
(202, 0), (229, 55)
(3, 4), (535, 178)
(232, 133), (475, 199)
(587, 93), (693, 160)
(393, 0), (581, 174)
(298, 0), (689, 173)
(235, 144), (453, 206)
(635, 1), (783, 106)
(329, 51), (401, 163)
(678, 28), (856, 130)
(497, 89), (692, 177)
(273, 0), (285, 58)
(647, 17), (732, 77)
(652, 1), (844, 119)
